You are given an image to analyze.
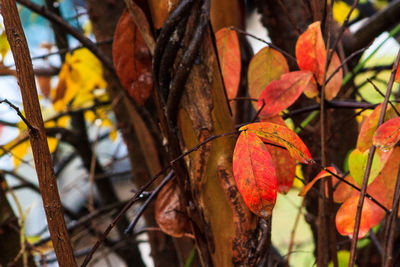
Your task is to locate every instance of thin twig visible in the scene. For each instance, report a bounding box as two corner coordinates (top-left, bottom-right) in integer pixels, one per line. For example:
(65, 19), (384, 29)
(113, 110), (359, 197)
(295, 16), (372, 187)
(348, 48), (400, 267)
(230, 27), (297, 63)
(0, 99), (36, 132)
(80, 129), (238, 267)
(366, 78), (400, 117)
(251, 99), (265, 123)
(15, 0), (114, 72)
(325, 47), (367, 85)
(125, 171), (175, 233)
(313, 163), (388, 212)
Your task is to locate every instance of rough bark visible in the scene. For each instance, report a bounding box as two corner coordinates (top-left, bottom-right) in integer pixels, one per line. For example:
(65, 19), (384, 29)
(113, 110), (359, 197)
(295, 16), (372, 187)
(1, 0), (76, 265)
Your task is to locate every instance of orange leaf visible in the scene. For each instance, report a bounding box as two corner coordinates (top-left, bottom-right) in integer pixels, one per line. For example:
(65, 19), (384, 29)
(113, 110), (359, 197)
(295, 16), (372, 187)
(373, 117), (400, 150)
(216, 27), (241, 99)
(356, 104), (398, 152)
(262, 116), (296, 194)
(336, 192), (385, 239)
(233, 131), (277, 218)
(367, 147), (400, 209)
(257, 71), (315, 118)
(113, 10), (153, 106)
(330, 175), (356, 203)
(298, 166), (337, 197)
(325, 52), (343, 100)
(239, 122), (313, 164)
(248, 47), (289, 108)
(296, 21), (326, 85)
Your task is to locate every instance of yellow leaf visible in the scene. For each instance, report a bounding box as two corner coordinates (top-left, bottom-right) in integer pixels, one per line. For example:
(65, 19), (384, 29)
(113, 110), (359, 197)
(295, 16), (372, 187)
(12, 140), (30, 167)
(27, 235), (54, 254)
(292, 164), (305, 189)
(0, 31), (10, 61)
(57, 116), (70, 128)
(47, 137), (58, 154)
(109, 129), (117, 141)
(333, 1), (359, 25)
(52, 48), (107, 111)
(83, 20), (93, 36)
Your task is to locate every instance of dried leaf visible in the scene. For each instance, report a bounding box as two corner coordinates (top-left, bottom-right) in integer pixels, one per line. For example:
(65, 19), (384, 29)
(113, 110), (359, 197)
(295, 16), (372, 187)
(348, 148), (381, 186)
(233, 131), (277, 218)
(248, 47), (289, 108)
(37, 75), (51, 98)
(373, 117), (400, 150)
(239, 122), (313, 164)
(257, 71), (315, 118)
(113, 10), (153, 106)
(155, 179), (190, 238)
(298, 166), (337, 197)
(216, 27), (241, 99)
(336, 192), (385, 239)
(125, 0), (156, 54)
(325, 52), (343, 100)
(262, 116), (296, 194)
(296, 21), (326, 85)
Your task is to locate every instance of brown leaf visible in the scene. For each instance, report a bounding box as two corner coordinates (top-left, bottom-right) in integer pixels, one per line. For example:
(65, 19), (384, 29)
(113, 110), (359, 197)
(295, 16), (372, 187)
(113, 9), (153, 106)
(37, 75), (51, 98)
(155, 179), (190, 238)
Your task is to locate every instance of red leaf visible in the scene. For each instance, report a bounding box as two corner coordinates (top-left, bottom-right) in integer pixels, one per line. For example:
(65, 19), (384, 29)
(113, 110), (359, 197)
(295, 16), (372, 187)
(356, 104), (398, 152)
(325, 52), (343, 100)
(248, 47), (289, 108)
(262, 116), (296, 194)
(373, 117), (400, 150)
(296, 21), (326, 85)
(239, 122), (313, 164)
(298, 167), (337, 197)
(113, 10), (153, 106)
(336, 192), (385, 239)
(257, 71), (315, 118)
(395, 65), (400, 83)
(233, 131), (277, 218)
(216, 27), (241, 99)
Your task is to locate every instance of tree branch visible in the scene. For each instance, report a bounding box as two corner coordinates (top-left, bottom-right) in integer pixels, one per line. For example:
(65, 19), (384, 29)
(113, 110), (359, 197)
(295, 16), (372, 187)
(1, 1), (77, 266)
(15, 0), (114, 72)
(344, 0), (400, 54)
